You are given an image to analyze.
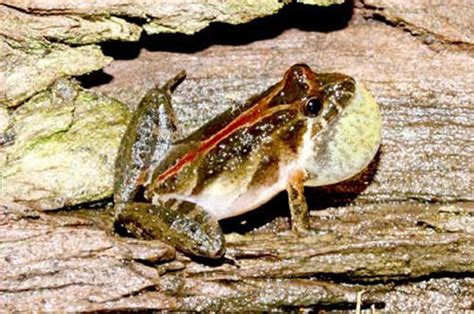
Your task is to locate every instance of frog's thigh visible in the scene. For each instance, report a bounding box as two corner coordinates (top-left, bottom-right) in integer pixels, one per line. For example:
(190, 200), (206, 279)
(114, 73), (184, 205)
(286, 169), (310, 234)
(115, 201), (225, 259)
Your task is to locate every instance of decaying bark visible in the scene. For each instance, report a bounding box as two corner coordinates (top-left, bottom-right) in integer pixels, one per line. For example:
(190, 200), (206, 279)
(0, 0), (473, 311)
(1, 202), (472, 311)
(1, 79), (129, 209)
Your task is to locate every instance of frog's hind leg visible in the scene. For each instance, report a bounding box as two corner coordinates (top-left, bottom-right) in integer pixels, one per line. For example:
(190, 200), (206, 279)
(162, 70), (186, 95)
(114, 71), (186, 205)
(115, 200), (225, 259)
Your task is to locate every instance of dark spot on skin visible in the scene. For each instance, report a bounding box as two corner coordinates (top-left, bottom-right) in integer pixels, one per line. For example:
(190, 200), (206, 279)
(337, 79), (356, 94)
(248, 151), (280, 190)
(284, 120), (307, 153)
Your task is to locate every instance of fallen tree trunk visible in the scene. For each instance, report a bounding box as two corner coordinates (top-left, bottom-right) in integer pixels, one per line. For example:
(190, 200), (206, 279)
(0, 0), (473, 311)
(1, 201), (472, 311)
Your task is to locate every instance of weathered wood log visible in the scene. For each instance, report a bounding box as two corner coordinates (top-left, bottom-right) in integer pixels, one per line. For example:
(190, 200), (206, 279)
(0, 0), (472, 311)
(1, 0), (342, 106)
(1, 202), (472, 311)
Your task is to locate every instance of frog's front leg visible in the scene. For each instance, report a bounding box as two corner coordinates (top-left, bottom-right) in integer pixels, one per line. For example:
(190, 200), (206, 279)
(115, 200), (225, 258)
(287, 169), (310, 234)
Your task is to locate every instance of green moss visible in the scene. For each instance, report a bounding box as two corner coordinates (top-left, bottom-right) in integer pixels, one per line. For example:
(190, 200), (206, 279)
(1, 38), (112, 107)
(2, 79), (130, 209)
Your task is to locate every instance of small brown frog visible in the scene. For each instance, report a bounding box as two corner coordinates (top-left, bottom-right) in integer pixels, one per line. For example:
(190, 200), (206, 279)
(113, 64), (382, 258)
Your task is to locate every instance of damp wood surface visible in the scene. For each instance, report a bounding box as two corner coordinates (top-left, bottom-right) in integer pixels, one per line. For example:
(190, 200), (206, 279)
(0, 0), (473, 312)
(2, 201), (473, 311)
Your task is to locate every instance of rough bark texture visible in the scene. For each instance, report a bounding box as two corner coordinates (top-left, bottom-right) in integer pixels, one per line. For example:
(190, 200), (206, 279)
(2, 201), (473, 311)
(0, 0), (473, 311)
(1, 79), (129, 209)
(1, 0), (341, 106)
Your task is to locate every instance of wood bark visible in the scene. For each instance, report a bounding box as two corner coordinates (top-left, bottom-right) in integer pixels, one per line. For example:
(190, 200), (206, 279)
(2, 201), (473, 311)
(1, 0), (473, 311)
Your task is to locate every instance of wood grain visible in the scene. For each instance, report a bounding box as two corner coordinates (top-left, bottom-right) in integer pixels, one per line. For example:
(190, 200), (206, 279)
(0, 0), (473, 311)
(1, 201), (472, 311)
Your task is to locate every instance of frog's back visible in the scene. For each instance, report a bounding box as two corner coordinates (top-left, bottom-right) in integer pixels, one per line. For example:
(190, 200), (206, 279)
(145, 84), (308, 219)
(143, 64), (382, 220)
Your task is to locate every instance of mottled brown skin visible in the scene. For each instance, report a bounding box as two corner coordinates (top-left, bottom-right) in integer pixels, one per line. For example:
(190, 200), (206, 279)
(113, 71), (225, 258)
(114, 64), (359, 259)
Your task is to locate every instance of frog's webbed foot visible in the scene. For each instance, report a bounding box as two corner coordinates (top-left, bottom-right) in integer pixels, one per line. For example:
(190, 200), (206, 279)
(114, 200), (225, 259)
(290, 227), (321, 238)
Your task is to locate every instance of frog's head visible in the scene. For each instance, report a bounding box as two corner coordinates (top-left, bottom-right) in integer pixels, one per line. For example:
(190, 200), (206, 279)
(281, 64), (382, 186)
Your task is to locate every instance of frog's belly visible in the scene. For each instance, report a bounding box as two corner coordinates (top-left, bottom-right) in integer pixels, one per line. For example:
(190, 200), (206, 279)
(157, 162), (300, 220)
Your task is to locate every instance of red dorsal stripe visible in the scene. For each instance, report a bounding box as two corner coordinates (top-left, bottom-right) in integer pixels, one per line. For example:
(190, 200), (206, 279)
(154, 79), (288, 185)
(156, 105), (266, 183)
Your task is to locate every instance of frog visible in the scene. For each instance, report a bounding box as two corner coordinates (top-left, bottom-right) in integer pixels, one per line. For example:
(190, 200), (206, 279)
(113, 64), (382, 259)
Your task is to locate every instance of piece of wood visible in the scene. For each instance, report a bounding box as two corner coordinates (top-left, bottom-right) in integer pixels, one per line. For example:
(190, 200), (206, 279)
(2, 1), (473, 209)
(1, 202), (472, 311)
(0, 0), (473, 311)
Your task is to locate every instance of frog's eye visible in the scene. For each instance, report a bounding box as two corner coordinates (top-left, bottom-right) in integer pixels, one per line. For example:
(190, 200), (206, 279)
(304, 97), (323, 116)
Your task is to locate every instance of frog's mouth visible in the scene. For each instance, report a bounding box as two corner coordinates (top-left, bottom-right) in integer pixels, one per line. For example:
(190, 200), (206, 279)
(300, 82), (382, 187)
